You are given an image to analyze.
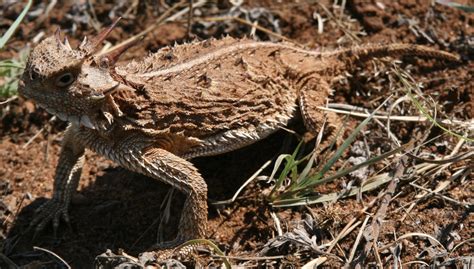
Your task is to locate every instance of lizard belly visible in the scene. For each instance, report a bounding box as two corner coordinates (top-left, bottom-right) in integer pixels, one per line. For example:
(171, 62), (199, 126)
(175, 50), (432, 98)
(181, 105), (297, 159)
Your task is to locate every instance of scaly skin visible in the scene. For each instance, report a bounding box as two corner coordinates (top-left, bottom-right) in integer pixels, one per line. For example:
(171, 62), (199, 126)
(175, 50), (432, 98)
(18, 20), (458, 260)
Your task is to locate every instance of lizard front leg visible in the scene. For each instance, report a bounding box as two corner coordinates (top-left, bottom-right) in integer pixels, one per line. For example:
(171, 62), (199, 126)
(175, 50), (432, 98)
(31, 124), (85, 234)
(80, 131), (208, 249)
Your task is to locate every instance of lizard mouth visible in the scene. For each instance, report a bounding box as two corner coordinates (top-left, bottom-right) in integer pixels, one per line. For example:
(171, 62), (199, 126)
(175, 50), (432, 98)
(37, 103), (96, 130)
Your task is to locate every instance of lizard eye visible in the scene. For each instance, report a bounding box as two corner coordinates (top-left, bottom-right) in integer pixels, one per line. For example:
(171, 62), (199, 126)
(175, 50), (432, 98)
(55, 72), (75, 87)
(30, 67), (40, 80)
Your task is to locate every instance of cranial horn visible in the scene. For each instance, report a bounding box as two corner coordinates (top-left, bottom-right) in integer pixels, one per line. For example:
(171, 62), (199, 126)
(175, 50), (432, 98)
(63, 36), (72, 50)
(79, 36), (88, 49)
(100, 35), (144, 67)
(54, 27), (73, 50)
(80, 17), (122, 55)
(54, 27), (62, 43)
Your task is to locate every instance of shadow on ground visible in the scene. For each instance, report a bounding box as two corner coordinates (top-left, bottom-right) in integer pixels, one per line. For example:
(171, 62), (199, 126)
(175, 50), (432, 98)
(3, 128), (298, 268)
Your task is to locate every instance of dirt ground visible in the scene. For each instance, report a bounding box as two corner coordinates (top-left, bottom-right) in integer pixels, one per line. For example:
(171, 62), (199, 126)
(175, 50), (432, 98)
(0, 0), (473, 268)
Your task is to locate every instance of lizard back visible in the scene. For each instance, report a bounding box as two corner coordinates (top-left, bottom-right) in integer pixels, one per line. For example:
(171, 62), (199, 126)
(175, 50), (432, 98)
(114, 37), (308, 139)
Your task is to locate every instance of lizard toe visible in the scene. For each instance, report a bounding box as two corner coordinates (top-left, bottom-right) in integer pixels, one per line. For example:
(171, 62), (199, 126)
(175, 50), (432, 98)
(30, 199), (70, 236)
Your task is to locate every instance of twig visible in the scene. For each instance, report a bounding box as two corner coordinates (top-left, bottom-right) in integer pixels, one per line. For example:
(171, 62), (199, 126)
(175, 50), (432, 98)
(316, 2), (361, 42)
(397, 166), (468, 218)
(362, 156), (407, 267)
(398, 137), (470, 218)
(122, 0), (140, 18)
(211, 254), (286, 261)
(186, 0), (194, 38)
(0, 95), (18, 105)
(327, 218), (361, 253)
(86, 0), (101, 32)
(378, 232), (447, 252)
(33, 246), (71, 269)
(156, 188), (175, 244)
(346, 215), (370, 264)
(35, 0), (57, 27)
(319, 105), (474, 129)
(198, 16), (295, 43)
(132, 210), (161, 248)
(403, 260), (430, 267)
(270, 211), (283, 236)
(407, 151), (474, 164)
(22, 116), (56, 149)
(211, 160), (271, 205)
(0, 253), (19, 269)
(450, 238), (474, 254)
(393, 66), (474, 142)
(98, 0), (207, 56)
(409, 182), (469, 208)
(2, 194), (25, 227)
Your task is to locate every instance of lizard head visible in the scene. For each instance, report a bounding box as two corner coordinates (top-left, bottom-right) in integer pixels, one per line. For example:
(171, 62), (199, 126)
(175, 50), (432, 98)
(19, 18), (127, 130)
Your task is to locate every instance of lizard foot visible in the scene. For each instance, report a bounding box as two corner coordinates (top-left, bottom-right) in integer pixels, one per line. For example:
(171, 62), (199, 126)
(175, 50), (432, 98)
(141, 241), (196, 265)
(30, 198), (70, 237)
(146, 235), (197, 261)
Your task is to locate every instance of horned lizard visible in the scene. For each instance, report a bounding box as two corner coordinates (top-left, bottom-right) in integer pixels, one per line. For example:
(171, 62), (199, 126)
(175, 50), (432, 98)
(18, 19), (458, 259)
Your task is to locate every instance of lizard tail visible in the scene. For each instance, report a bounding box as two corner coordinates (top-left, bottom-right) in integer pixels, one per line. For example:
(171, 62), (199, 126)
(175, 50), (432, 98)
(327, 43), (460, 63)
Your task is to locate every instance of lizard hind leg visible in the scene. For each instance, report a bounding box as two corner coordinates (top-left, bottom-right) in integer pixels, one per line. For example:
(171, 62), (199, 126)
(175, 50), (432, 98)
(297, 75), (342, 150)
(130, 147), (208, 251)
(133, 147), (210, 263)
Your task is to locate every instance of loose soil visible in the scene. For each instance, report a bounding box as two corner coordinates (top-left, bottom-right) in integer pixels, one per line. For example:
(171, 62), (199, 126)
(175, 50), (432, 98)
(1, 0), (472, 268)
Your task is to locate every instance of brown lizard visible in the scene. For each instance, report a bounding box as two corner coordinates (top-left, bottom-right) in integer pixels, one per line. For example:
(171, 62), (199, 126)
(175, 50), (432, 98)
(18, 19), (458, 256)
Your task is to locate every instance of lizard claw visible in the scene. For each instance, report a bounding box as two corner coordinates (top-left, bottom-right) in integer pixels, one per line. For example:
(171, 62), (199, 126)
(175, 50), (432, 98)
(30, 198), (70, 237)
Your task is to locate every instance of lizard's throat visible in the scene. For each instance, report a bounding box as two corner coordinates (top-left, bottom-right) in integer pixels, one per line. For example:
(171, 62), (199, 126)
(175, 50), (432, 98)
(36, 102), (96, 129)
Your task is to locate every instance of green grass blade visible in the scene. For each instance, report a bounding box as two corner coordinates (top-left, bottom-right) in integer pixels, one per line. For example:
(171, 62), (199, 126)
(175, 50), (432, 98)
(272, 171), (395, 207)
(394, 67), (474, 142)
(302, 98), (391, 190)
(436, 0), (474, 12)
(296, 151), (317, 184)
(0, 62), (24, 69)
(272, 142), (412, 207)
(268, 141), (304, 199)
(272, 98), (393, 204)
(0, 0), (32, 49)
(298, 142), (411, 191)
